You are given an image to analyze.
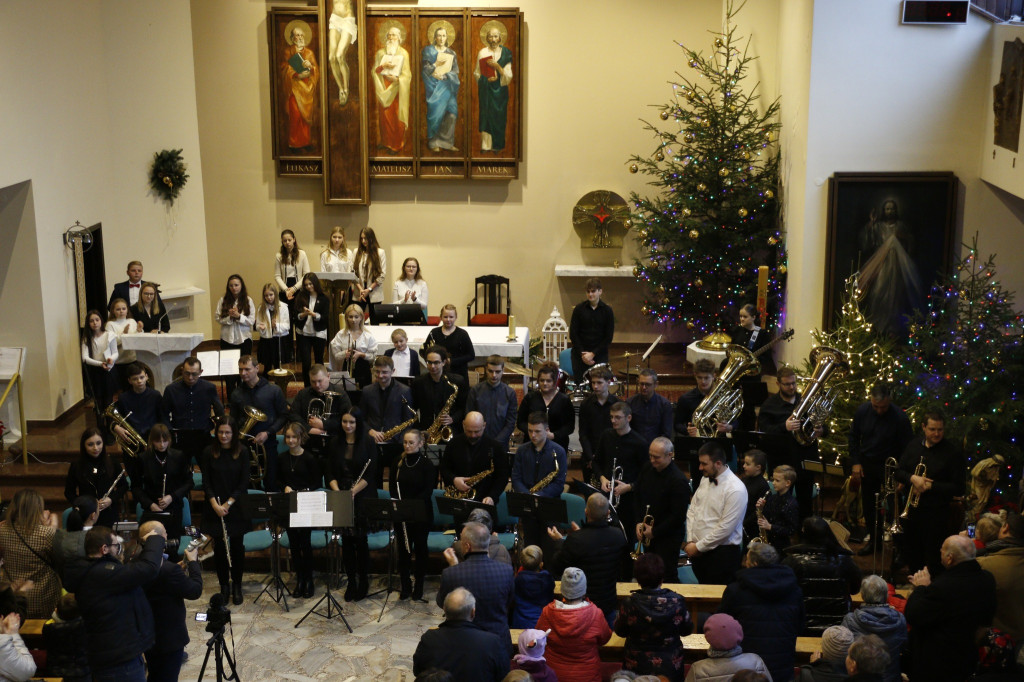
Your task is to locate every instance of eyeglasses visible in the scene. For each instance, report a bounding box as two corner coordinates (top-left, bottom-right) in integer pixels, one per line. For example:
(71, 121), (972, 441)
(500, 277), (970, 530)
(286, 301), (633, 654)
(182, 371), (201, 378)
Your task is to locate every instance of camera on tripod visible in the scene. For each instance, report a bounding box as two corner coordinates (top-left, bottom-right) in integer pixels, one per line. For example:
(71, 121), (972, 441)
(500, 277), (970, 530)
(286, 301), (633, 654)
(167, 525), (209, 553)
(196, 592), (232, 633)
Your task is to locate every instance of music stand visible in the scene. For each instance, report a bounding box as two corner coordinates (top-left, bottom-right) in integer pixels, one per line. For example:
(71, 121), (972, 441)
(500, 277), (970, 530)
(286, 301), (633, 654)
(360, 497), (428, 622)
(248, 491), (291, 612)
(801, 459), (844, 518)
(568, 478), (602, 500)
(434, 496), (496, 527)
(294, 490), (354, 631)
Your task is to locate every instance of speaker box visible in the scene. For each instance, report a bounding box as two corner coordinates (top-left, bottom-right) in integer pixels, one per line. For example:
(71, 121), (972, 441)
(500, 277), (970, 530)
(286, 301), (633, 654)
(902, 0), (970, 25)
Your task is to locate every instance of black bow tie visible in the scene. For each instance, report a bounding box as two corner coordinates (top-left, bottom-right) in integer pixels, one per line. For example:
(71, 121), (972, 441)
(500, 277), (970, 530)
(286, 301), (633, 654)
(708, 475), (718, 486)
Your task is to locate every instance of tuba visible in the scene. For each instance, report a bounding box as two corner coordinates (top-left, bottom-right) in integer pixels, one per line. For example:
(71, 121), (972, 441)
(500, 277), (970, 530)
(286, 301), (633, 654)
(424, 378), (458, 445)
(104, 402), (147, 458)
(692, 345), (761, 437)
(238, 405), (269, 487)
(791, 346), (849, 445)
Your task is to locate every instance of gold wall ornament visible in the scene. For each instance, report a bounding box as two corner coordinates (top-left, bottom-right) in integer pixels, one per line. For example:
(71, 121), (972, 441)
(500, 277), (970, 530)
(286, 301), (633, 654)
(572, 190), (631, 248)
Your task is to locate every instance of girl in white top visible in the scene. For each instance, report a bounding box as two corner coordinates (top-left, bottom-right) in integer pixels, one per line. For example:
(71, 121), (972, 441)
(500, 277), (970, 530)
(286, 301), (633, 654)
(216, 274), (256, 396)
(275, 229), (312, 309)
(295, 273), (331, 386)
(81, 309), (119, 411)
(329, 303), (378, 388)
(393, 257), (429, 312)
(105, 298), (139, 374)
(351, 227), (387, 307)
(320, 226), (353, 273)
(256, 282), (291, 375)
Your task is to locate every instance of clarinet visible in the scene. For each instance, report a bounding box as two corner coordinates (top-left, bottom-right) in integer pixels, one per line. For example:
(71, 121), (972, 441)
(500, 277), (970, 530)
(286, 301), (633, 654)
(216, 497), (232, 569)
(396, 481), (411, 554)
(161, 473), (167, 500)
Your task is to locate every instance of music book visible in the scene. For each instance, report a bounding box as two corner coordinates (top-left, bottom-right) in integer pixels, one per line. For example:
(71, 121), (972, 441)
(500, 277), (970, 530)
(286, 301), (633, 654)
(195, 349), (241, 377)
(434, 52), (453, 77)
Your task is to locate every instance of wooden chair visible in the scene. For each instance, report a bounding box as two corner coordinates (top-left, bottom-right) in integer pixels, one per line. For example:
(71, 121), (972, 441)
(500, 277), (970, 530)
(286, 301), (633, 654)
(466, 274), (510, 326)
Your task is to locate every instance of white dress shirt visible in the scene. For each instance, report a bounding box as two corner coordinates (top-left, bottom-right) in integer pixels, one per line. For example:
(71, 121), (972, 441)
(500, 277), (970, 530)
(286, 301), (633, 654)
(686, 466), (748, 553)
(329, 329), (378, 370)
(320, 248), (353, 273)
(215, 296), (256, 345)
(392, 278), (429, 310)
(390, 347), (413, 377)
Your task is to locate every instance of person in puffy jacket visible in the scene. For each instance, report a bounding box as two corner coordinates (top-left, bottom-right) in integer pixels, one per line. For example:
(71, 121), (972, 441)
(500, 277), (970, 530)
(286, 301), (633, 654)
(614, 553), (692, 680)
(719, 541), (804, 681)
(536, 567), (612, 682)
(684, 613), (772, 682)
(841, 575), (906, 682)
(782, 516), (861, 636)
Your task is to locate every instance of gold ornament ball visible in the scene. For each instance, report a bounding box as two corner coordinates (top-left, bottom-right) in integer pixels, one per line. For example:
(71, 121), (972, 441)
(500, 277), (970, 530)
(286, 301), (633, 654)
(979, 417), (990, 431)
(689, 58), (699, 68)
(688, 229), (700, 240)
(700, 118), (710, 127)
(695, 278), (703, 287)
(682, 207), (692, 217)
(685, 132), (696, 142)
(768, 236), (778, 246)
(697, 183), (707, 192)
(633, 265), (642, 277)
(738, 207), (749, 218)
(738, 267), (746, 276)
(641, 305), (650, 316)
(624, 218), (633, 229)
(660, 110), (670, 121)
(719, 167), (730, 177)
(779, 264), (787, 274)
(714, 37), (725, 48)
(629, 163), (639, 174)
(764, 189), (774, 199)
(686, 321), (695, 329)
(686, 89), (697, 102)
(655, 152), (664, 162)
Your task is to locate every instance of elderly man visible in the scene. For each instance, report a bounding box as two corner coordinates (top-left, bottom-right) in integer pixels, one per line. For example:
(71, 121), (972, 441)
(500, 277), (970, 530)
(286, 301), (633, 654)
(977, 512), (1024, 640)
(414, 587), (509, 681)
(436, 521), (514, 644)
(475, 24), (514, 152)
(842, 575), (907, 682)
(281, 23), (319, 153)
(466, 354), (518, 451)
(904, 535), (996, 681)
(441, 411), (508, 506)
(632, 437), (691, 584)
(626, 369), (673, 444)
(547, 493), (630, 623)
(685, 440), (748, 585)
(719, 541), (804, 682)
(230, 354), (288, 490)
(372, 25), (412, 152)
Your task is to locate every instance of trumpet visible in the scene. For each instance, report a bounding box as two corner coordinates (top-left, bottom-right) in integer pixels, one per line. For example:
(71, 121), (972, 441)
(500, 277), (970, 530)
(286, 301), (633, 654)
(631, 505), (653, 560)
(900, 455), (926, 519)
(608, 458), (624, 509)
(104, 402), (146, 457)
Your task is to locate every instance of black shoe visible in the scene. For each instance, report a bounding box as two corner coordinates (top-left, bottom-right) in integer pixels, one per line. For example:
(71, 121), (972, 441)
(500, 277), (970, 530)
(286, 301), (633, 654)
(220, 583), (230, 601)
(232, 584), (243, 605)
(411, 582), (425, 602)
(344, 576), (357, 602)
(399, 580), (412, 600)
(293, 580), (304, 597)
(304, 580), (316, 599)
(353, 574), (368, 602)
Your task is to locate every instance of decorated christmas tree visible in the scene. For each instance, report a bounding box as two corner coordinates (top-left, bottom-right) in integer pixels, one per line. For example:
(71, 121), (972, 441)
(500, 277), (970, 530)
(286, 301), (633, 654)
(803, 274), (901, 464)
(893, 234), (1024, 506)
(629, 0), (785, 333)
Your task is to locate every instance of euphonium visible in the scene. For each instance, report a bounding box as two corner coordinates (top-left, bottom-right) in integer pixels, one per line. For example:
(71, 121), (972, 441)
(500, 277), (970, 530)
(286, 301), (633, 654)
(424, 378), (458, 445)
(104, 402), (147, 457)
(631, 505), (654, 560)
(692, 345), (761, 437)
(900, 455), (926, 519)
(239, 405), (269, 487)
(445, 458), (495, 499)
(791, 346), (849, 445)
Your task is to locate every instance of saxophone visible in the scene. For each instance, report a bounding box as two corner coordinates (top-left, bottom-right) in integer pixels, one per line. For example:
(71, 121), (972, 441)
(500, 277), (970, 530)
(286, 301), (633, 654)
(424, 378), (458, 445)
(379, 399), (417, 441)
(753, 494), (769, 544)
(445, 457), (494, 499)
(529, 456), (559, 494)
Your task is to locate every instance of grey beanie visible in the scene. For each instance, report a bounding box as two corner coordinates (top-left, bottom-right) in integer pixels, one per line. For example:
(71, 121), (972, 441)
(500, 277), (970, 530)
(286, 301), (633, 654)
(561, 567), (587, 600)
(820, 625), (855, 663)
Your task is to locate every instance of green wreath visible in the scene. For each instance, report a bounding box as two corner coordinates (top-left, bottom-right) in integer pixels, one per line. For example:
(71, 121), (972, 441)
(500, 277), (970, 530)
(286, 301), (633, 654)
(149, 149), (189, 205)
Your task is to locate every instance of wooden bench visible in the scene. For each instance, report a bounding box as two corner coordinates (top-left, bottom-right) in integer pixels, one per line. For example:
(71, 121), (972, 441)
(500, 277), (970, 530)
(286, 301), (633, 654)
(510, 628), (821, 664)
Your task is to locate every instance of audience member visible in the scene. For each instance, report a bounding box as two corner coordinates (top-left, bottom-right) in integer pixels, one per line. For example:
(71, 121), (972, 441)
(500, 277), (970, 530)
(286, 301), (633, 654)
(782, 516), (861, 635)
(841, 575), (906, 682)
(972, 513), (1004, 554)
(512, 545), (554, 629)
(510, 628), (557, 682)
(415, 669), (454, 682)
(0, 489), (61, 618)
(64, 524), (167, 682)
(756, 464), (800, 553)
(536, 567), (612, 682)
(844, 634), (891, 682)
(977, 512), (1024, 640)
(503, 671), (533, 682)
(453, 508), (513, 566)
(613, 553), (692, 680)
(904, 535), (996, 681)
(731, 672), (771, 682)
(41, 594), (89, 682)
(413, 588), (509, 682)
(797, 625), (854, 681)
(436, 521), (514, 644)
(54, 495), (98, 573)
(140, 520), (203, 682)
(547, 493), (629, 624)
(683, 613), (771, 681)
(0, 610), (35, 682)
(719, 541), (803, 681)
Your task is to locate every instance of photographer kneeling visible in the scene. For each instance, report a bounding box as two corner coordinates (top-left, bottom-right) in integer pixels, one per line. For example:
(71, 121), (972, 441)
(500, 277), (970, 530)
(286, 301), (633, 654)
(64, 523), (166, 682)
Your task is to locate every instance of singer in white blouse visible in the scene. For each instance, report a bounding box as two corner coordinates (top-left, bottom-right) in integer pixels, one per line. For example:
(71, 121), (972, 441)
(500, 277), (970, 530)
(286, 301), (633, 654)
(320, 226), (353, 273)
(352, 227), (387, 308)
(392, 257), (429, 312)
(329, 304), (378, 388)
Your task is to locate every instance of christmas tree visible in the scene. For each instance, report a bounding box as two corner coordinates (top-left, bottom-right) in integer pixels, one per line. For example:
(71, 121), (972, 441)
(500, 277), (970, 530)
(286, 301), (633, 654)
(893, 234), (1024, 502)
(802, 274), (901, 464)
(629, 0), (785, 333)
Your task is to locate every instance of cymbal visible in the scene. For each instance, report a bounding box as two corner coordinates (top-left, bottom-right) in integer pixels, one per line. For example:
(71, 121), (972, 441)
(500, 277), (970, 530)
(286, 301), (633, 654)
(502, 361), (533, 377)
(608, 351), (638, 361)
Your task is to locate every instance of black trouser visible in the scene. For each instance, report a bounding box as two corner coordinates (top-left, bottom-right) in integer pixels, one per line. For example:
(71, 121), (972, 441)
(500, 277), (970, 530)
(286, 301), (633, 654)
(288, 527), (314, 581)
(174, 429), (211, 470)
(378, 442), (401, 489)
(691, 543), (743, 585)
(213, 534), (244, 586)
(144, 649), (184, 682)
(648, 535), (684, 584)
(295, 334), (327, 387)
(860, 469), (883, 544)
(397, 522), (430, 589)
(341, 533), (369, 579)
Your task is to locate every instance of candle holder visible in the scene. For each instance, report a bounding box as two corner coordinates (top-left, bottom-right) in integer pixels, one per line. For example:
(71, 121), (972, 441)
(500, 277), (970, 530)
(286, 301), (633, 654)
(506, 314), (517, 342)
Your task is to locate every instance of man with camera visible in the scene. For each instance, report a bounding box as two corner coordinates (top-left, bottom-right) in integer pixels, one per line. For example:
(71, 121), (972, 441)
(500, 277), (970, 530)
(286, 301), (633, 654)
(64, 523), (167, 682)
(140, 520), (204, 682)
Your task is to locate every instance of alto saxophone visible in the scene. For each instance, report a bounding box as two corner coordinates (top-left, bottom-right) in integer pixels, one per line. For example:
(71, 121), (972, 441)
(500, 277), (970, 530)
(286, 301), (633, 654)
(424, 378), (458, 445)
(753, 494), (769, 544)
(379, 399), (417, 441)
(529, 456), (559, 494)
(445, 457), (494, 499)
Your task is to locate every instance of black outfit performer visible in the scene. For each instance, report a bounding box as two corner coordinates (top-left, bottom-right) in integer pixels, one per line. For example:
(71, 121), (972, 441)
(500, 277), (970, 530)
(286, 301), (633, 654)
(568, 297), (614, 383)
(411, 368), (468, 437)
(594, 426), (648, 536)
(65, 454), (127, 529)
(578, 391), (623, 482)
(758, 392), (821, 522)
(201, 441), (250, 604)
(115, 386), (163, 441)
(741, 474), (771, 546)
(361, 372), (413, 489)
(293, 289), (331, 386)
(142, 547), (203, 682)
(328, 428), (377, 601)
(895, 432), (965, 574)
(424, 325), (476, 380)
(132, 445), (191, 541)
(291, 382), (350, 463)
(729, 323), (772, 431)
(133, 301), (170, 333)
(632, 458), (691, 584)
(516, 389), (575, 452)
(280, 449), (323, 598)
(161, 366), (223, 468)
(230, 374), (288, 490)
(392, 447), (438, 601)
(441, 432), (509, 503)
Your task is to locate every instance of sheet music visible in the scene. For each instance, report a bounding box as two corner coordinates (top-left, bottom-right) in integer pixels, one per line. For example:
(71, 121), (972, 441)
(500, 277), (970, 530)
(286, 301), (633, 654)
(196, 350), (221, 375)
(296, 490), (327, 514)
(310, 512), (334, 527)
(218, 349), (241, 377)
(289, 512), (312, 527)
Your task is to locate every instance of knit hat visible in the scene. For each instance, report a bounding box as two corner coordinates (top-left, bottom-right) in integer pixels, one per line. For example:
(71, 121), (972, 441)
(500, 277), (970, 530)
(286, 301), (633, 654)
(561, 567), (587, 600)
(517, 628), (549, 659)
(820, 625), (855, 664)
(704, 613), (743, 651)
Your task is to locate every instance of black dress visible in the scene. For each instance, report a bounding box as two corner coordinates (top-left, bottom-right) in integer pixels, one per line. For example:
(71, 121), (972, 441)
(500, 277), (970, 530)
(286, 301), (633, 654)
(280, 450), (323, 585)
(329, 435), (377, 586)
(424, 326), (476, 380)
(64, 456), (127, 529)
(131, 447), (192, 540)
(392, 450), (437, 596)
(200, 445), (250, 586)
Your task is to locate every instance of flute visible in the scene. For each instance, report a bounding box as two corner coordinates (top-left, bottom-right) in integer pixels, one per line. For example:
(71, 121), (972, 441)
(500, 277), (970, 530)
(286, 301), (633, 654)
(161, 473), (167, 500)
(216, 497), (232, 569)
(351, 457), (372, 490)
(396, 481), (411, 554)
(103, 464), (127, 500)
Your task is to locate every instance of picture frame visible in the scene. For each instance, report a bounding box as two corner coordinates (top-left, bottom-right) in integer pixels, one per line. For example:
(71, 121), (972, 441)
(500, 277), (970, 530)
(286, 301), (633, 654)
(468, 11), (522, 179)
(366, 11), (417, 178)
(824, 172), (959, 336)
(269, 9), (323, 176)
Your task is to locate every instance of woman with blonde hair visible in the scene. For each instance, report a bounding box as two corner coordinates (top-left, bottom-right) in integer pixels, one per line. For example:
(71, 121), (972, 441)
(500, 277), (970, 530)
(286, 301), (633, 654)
(255, 282), (291, 376)
(424, 304), (475, 379)
(132, 282), (170, 333)
(320, 226), (352, 273)
(0, 489), (61, 618)
(329, 303), (378, 388)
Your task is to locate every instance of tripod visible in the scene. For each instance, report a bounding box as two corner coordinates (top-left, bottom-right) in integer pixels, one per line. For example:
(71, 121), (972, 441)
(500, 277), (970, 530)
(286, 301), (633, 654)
(197, 626), (240, 682)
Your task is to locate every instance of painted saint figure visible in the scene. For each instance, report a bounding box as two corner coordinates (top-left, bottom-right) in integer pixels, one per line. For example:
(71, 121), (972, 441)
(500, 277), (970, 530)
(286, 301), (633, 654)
(421, 26), (460, 152)
(282, 23), (319, 153)
(328, 0), (357, 105)
(858, 198), (922, 336)
(474, 25), (513, 152)
(372, 25), (412, 153)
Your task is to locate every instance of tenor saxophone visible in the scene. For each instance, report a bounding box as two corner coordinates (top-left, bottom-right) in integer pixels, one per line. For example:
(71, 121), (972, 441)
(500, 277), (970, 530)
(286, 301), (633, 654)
(424, 378), (458, 445)
(529, 456), (559, 494)
(445, 458), (494, 499)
